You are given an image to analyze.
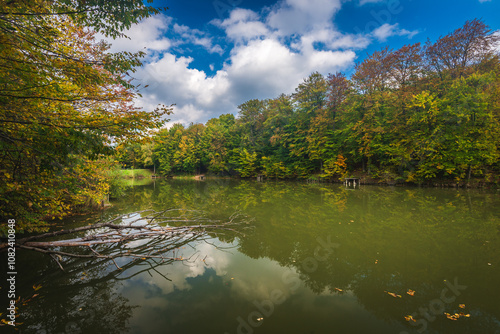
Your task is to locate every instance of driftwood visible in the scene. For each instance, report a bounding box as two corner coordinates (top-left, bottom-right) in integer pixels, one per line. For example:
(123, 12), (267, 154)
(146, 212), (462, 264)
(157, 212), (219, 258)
(2, 209), (248, 273)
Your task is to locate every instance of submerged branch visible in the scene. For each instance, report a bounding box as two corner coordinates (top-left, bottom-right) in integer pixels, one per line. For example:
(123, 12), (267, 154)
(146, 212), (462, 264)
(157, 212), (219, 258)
(2, 210), (250, 272)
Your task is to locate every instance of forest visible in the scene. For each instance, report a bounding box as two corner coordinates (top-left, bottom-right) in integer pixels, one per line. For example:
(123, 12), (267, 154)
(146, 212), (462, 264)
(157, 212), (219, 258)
(118, 19), (500, 186)
(0, 0), (171, 232)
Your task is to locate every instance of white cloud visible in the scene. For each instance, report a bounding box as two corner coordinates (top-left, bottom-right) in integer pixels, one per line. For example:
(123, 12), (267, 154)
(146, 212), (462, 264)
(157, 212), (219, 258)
(99, 15), (223, 57)
(135, 35), (355, 125)
(136, 53), (231, 109)
(372, 23), (418, 41)
(266, 0), (342, 35)
(299, 28), (371, 52)
(109, 0), (406, 126)
(225, 38), (354, 100)
(211, 8), (270, 43)
(100, 15), (172, 53)
(125, 1), (361, 126)
(224, 39), (300, 100)
(173, 23), (224, 55)
(494, 31), (500, 54)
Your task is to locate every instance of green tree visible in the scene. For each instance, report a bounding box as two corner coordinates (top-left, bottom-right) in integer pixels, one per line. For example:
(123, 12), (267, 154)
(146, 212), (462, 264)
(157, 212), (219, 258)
(232, 148), (258, 178)
(147, 19), (500, 186)
(202, 114), (237, 174)
(0, 1), (171, 231)
(287, 72), (328, 175)
(155, 124), (185, 175)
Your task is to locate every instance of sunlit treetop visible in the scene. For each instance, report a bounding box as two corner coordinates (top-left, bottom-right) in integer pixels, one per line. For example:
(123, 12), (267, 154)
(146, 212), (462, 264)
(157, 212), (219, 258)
(0, 0), (167, 38)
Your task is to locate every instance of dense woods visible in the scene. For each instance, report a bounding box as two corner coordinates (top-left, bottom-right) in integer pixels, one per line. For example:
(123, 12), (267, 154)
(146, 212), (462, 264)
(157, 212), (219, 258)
(122, 20), (500, 184)
(0, 0), (170, 232)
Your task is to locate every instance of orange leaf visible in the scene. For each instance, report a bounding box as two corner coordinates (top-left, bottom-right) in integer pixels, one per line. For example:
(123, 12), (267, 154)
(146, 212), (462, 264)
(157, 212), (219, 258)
(384, 291), (402, 298)
(404, 315), (416, 322)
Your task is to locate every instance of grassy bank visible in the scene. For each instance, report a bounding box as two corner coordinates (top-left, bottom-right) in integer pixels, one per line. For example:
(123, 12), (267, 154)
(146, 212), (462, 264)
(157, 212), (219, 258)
(118, 169), (155, 179)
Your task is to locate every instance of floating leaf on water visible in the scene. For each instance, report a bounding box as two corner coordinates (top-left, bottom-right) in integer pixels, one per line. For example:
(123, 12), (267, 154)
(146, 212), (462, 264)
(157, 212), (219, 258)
(459, 304), (465, 309)
(404, 315), (416, 322)
(444, 312), (469, 321)
(257, 318), (263, 321)
(407, 289), (415, 296)
(334, 288), (343, 292)
(33, 284), (42, 291)
(384, 291), (402, 298)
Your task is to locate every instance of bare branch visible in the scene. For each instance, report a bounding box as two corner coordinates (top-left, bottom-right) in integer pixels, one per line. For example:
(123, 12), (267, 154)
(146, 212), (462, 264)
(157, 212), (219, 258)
(2, 210), (250, 273)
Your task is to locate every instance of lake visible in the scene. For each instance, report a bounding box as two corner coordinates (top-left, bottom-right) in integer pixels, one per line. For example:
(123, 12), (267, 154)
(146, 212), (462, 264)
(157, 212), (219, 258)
(3, 179), (500, 334)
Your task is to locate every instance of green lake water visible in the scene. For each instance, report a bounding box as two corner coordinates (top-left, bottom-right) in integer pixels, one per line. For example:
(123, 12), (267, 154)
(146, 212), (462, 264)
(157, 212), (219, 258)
(3, 179), (500, 333)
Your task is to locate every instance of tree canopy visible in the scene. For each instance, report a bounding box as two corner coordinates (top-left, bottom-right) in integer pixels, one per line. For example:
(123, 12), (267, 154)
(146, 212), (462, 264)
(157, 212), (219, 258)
(126, 19), (500, 185)
(0, 0), (171, 232)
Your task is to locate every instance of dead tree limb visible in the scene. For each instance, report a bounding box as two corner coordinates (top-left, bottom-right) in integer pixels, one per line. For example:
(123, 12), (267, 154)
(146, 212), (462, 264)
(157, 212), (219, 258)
(1, 210), (250, 273)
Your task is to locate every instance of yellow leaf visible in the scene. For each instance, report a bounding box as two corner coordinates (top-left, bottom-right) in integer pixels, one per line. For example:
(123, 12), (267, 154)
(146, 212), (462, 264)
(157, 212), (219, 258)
(404, 315), (416, 322)
(384, 291), (402, 298)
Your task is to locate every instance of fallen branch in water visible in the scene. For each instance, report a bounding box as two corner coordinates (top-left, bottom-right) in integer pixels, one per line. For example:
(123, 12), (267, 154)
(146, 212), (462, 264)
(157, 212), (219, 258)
(2, 209), (249, 272)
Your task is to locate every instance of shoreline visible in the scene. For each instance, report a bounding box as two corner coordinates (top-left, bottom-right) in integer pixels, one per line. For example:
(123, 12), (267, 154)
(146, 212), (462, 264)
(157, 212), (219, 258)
(152, 173), (500, 189)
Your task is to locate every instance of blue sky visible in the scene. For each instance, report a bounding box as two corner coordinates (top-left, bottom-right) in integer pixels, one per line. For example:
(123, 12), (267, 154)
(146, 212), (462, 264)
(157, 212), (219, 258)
(103, 0), (500, 126)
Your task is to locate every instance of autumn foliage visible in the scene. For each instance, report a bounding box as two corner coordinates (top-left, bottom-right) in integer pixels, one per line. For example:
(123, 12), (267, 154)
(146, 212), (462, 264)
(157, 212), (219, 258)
(0, 1), (170, 232)
(129, 19), (500, 185)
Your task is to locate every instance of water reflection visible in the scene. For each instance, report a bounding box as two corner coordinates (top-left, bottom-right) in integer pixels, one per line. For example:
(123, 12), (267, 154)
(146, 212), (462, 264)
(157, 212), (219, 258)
(2, 180), (500, 333)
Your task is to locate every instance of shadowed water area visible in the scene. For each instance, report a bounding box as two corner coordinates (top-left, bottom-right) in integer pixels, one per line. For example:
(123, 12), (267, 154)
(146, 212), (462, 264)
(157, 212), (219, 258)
(2, 179), (500, 334)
